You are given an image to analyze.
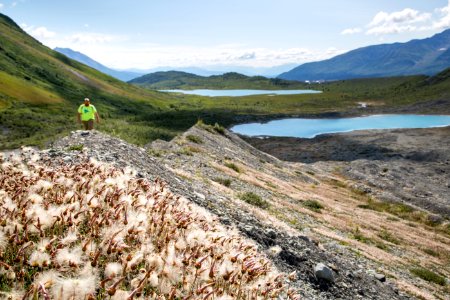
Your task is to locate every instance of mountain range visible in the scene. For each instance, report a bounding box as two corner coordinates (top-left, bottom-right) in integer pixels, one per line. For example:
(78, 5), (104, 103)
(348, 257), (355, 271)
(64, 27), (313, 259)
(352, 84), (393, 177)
(129, 71), (309, 89)
(1, 11), (450, 150)
(279, 29), (450, 81)
(53, 48), (297, 79)
(54, 47), (144, 81)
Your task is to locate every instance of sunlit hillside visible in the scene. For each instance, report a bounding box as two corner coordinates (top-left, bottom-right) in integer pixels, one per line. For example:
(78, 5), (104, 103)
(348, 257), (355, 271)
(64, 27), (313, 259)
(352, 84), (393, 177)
(0, 13), (182, 149)
(1, 12), (450, 150)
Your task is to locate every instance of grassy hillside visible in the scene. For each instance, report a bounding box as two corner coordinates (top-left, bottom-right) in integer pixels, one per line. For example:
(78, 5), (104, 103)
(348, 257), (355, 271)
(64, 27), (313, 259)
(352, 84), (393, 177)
(129, 71), (311, 89)
(0, 13), (188, 149)
(0, 12), (449, 150)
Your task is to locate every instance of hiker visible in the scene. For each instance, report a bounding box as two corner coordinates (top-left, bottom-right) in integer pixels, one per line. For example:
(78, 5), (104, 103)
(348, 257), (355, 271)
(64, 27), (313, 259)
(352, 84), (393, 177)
(77, 98), (100, 130)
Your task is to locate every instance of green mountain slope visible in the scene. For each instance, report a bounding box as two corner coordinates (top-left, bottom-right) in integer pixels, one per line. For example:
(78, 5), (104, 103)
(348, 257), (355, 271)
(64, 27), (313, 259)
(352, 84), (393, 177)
(129, 71), (310, 89)
(0, 13), (186, 149)
(279, 29), (450, 81)
(0, 12), (449, 150)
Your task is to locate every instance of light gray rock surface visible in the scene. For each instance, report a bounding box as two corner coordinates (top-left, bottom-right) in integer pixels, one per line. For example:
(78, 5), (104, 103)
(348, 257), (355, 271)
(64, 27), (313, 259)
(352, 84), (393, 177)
(45, 128), (410, 300)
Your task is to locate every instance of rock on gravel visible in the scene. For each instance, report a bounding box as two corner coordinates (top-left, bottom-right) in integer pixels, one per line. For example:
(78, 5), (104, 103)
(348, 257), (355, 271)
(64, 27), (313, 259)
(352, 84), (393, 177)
(315, 263), (335, 282)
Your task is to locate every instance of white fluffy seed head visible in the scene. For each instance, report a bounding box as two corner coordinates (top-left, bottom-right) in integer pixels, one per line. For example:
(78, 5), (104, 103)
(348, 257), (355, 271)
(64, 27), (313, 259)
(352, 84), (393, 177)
(149, 272), (159, 287)
(28, 193), (43, 204)
(61, 230), (78, 245)
(147, 255), (164, 272)
(51, 275), (97, 300)
(110, 290), (130, 300)
(35, 179), (53, 191)
(0, 231), (7, 250)
(105, 262), (122, 278)
(35, 270), (61, 288)
(55, 247), (83, 267)
(3, 196), (17, 211)
(29, 250), (51, 267)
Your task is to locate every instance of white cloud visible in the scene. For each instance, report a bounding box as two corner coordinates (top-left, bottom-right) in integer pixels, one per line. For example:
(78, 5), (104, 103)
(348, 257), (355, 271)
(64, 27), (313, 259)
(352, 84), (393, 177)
(368, 9), (430, 27)
(22, 24), (56, 39)
(21, 23), (121, 48)
(73, 44), (347, 70)
(67, 33), (116, 44)
(432, 0), (450, 30)
(0, 3), (4, 10)
(366, 24), (417, 35)
(341, 27), (362, 35)
(366, 8), (431, 36)
(344, 2), (450, 37)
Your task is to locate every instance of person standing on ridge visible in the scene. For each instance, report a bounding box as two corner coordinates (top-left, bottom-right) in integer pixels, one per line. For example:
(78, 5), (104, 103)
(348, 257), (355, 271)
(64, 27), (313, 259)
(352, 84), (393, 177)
(77, 98), (100, 130)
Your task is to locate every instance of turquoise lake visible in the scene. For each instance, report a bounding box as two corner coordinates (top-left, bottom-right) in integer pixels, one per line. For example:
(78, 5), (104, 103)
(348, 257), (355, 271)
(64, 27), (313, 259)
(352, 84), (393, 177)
(160, 89), (322, 97)
(230, 115), (450, 138)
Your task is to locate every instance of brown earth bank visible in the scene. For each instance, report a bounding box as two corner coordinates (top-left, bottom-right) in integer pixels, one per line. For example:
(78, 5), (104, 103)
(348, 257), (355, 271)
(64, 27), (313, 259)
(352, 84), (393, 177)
(44, 125), (449, 299)
(242, 126), (450, 217)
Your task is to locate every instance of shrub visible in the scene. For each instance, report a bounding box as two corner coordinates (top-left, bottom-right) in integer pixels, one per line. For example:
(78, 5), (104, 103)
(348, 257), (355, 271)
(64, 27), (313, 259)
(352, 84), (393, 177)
(240, 192), (270, 209)
(352, 227), (371, 244)
(196, 119), (225, 135)
(186, 134), (203, 144)
(225, 162), (240, 173)
(213, 177), (232, 187)
(67, 144), (83, 151)
(147, 148), (166, 157)
(302, 199), (324, 212)
(186, 145), (202, 153)
(410, 268), (446, 286)
(177, 147), (194, 156)
(213, 123), (225, 134)
(377, 229), (401, 245)
(422, 248), (440, 257)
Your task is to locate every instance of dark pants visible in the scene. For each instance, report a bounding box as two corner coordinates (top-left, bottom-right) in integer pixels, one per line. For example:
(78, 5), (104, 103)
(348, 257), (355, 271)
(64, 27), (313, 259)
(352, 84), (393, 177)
(82, 120), (94, 130)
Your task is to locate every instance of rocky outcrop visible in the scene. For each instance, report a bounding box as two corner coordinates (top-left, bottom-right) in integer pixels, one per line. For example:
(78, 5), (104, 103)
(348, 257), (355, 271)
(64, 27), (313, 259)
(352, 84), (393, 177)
(47, 129), (415, 299)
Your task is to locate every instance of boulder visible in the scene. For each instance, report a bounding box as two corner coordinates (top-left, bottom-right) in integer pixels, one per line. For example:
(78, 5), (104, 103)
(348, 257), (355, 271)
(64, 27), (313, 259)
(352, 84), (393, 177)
(314, 263), (335, 282)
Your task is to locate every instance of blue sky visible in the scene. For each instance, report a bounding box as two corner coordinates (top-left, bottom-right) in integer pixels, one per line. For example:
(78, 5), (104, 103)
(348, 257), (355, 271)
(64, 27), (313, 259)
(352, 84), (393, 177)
(1, 0), (449, 70)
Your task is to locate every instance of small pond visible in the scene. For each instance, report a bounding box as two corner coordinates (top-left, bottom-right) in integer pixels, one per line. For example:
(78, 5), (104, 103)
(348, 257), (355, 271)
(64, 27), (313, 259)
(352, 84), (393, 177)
(159, 89), (322, 97)
(230, 114), (450, 138)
